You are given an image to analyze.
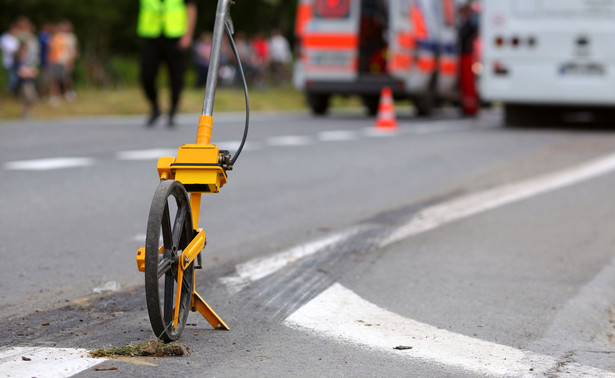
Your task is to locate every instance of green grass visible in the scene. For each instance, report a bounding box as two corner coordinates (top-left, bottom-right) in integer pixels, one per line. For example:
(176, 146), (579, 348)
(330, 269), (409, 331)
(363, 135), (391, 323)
(0, 84), (370, 120)
(90, 339), (184, 358)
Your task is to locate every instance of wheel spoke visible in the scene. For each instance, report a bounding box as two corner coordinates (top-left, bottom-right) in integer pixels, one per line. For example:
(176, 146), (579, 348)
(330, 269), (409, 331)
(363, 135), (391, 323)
(161, 202), (173, 249)
(172, 205), (187, 248)
(157, 257), (172, 279)
(163, 273), (174, 324)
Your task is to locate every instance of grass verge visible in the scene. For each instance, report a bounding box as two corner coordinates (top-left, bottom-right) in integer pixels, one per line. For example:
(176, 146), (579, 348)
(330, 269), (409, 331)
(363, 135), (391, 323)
(90, 339), (185, 358)
(0, 85), (365, 120)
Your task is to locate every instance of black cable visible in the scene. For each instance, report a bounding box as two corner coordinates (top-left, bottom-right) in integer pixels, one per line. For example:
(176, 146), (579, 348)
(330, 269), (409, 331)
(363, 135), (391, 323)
(224, 20), (249, 167)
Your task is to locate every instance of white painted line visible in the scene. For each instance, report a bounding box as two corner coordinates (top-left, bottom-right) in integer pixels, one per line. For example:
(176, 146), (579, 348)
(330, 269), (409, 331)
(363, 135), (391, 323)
(4, 157), (94, 171)
(318, 130), (358, 142)
(404, 121), (472, 135)
(382, 151), (615, 247)
(220, 226), (367, 292)
(267, 135), (313, 147)
(0, 346), (104, 377)
(116, 148), (177, 161)
(363, 127), (399, 137)
(285, 283), (613, 377)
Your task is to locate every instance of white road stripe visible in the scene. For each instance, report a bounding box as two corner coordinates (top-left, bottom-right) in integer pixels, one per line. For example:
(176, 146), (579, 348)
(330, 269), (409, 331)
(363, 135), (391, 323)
(4, 157), (94, 171)
(318, 130), (358, 142)
(363, 127), (399, 137)
(267, 135), (313, 147)
(285, 283), (614, 377)
(219, 226), (367, 293)
(116, 148), (177, 161)
(0, 347), (103, 377)
(382, 151), (615, 247)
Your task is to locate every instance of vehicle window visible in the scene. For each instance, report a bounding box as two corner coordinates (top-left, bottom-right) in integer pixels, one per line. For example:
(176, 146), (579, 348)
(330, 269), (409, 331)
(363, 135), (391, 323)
(315, 0), (352, 19)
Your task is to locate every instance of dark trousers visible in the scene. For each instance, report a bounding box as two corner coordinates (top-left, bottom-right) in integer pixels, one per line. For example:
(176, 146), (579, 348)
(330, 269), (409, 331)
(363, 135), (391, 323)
(140, 37), (185, 116)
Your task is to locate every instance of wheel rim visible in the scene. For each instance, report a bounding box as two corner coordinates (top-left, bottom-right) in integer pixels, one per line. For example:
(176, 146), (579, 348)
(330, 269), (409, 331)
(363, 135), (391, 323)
(144, 180), (194, 342)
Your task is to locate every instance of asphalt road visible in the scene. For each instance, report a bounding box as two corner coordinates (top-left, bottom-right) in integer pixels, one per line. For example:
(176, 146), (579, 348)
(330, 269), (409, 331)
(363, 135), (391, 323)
(1, 107), (615, 376)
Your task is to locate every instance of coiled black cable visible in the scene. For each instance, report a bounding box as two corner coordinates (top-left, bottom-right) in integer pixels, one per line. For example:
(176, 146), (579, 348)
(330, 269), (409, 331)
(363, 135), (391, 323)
(224, 20), (249, 167)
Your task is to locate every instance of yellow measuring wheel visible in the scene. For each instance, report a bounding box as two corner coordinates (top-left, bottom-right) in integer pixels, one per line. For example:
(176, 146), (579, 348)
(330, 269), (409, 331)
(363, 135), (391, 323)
(136, 0), (247, 342)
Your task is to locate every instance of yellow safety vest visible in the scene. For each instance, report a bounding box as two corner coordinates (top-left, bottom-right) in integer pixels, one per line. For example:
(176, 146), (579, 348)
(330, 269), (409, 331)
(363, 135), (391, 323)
(138, 0), (188, 38)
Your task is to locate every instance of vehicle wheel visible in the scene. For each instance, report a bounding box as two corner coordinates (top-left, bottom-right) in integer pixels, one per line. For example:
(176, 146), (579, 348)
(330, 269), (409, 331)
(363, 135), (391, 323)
(145, 180), (195, 342)
(414, 89), (435, 117)
(307, 93), (330, 115)
(362, 95), (380, 116)
(504, 104), (535, 126)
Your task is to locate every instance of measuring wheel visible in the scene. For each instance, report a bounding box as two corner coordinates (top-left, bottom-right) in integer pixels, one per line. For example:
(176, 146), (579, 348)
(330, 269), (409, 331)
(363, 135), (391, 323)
(145, 180), (195, 342)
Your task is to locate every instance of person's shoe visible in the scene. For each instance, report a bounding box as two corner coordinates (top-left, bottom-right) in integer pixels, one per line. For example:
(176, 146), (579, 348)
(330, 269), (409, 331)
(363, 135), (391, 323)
(146, 109), (160, 127)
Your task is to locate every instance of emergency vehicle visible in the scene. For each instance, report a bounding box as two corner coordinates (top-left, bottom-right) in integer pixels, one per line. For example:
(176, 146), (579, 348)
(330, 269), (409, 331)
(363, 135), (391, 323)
(480, 0), (615, 125)
(294, 0), (460, 116)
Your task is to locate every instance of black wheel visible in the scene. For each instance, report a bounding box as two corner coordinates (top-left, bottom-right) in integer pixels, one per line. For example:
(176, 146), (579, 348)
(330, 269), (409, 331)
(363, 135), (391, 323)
(307, 93), (330, 115)
(145, 180), (195, 342)
(414, 90), (435, 117)
(362, 94), (380, 116)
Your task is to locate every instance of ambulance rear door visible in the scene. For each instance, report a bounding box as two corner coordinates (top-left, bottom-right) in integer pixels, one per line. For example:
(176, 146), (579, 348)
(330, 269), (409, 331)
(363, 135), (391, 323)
(301, 0), (361, 84)
(387, 0), (414, 90)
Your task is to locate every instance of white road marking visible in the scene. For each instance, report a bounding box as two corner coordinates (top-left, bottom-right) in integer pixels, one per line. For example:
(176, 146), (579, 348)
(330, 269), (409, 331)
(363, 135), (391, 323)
(116, 148), (177, 161)
(404, 121), (473, 135)
(382, 151), (615, 247)
(219, 226), (368, 293)
(4, 157), (94, 171)
(285, 283), (614, 377)
(0, 347), (104, 377)
(267, 135), (313, 147)
(363, 127), (400, 137)
(318, 130), (358, 142)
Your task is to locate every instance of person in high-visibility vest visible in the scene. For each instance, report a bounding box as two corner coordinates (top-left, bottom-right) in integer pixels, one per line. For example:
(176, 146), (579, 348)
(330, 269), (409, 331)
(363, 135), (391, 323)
(138, 0), (197, 127)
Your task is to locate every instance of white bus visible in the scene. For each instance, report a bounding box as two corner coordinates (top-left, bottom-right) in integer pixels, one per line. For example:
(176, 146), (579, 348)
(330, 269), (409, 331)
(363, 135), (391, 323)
(480, 0), (615, 125)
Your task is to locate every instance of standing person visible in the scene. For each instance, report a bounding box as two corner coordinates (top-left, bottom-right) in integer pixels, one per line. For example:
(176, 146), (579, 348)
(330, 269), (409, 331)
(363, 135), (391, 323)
(138, 0), (197, 127)
(60, 20), (79, 101)
(14, 42), (38, 118)
(0, 21), (20, 94)
(458, 2), (480, 116)
(48, 22), (68, 105)
(250, 32), (269, 89)
(193, 32), (212, 88)
(268, 28), (291, 86)
(38, 22), (53, 98)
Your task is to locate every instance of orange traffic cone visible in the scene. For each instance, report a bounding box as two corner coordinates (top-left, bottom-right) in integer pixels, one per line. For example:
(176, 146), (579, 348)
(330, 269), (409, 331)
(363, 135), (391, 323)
(374, 87), (398, 129)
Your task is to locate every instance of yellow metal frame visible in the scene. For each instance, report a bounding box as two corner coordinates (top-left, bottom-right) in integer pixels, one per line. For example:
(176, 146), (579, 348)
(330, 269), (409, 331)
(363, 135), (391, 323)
(137, 114), (229, 331)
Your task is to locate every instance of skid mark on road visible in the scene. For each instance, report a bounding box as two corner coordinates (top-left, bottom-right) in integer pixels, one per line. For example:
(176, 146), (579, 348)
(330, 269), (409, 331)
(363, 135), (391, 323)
(285, 283), (615, 377)
(0, 346), (103, 377)
(220, 225), (369, 293)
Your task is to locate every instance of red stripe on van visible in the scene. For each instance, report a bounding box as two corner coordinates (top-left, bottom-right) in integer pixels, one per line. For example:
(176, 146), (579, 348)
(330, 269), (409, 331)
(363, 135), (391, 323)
(303, 34), (358, 49)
